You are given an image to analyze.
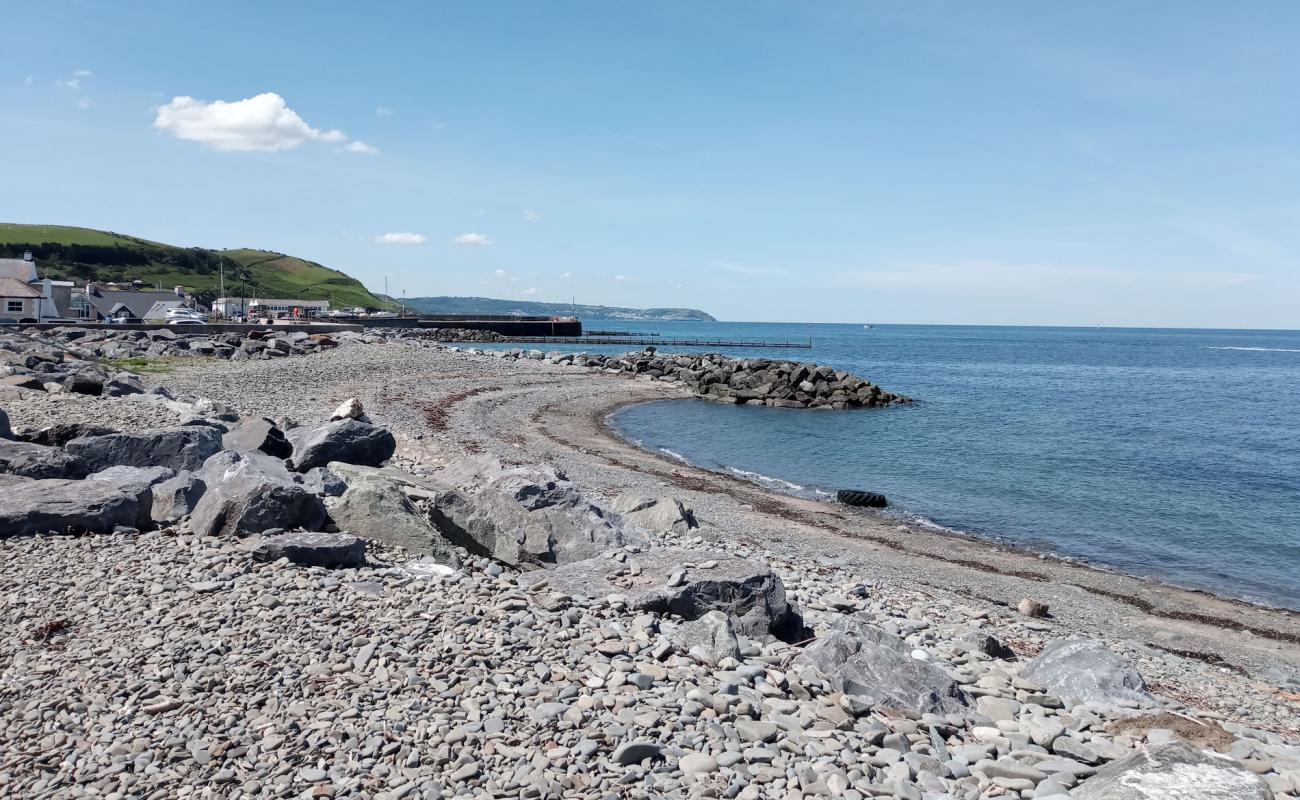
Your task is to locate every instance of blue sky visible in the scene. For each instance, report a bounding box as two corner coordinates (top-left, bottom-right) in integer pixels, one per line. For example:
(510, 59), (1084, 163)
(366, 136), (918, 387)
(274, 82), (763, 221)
(2, 1), (1298, 327)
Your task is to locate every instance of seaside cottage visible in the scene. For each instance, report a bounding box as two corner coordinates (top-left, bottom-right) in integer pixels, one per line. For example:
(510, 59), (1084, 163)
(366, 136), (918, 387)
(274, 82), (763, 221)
(0, 277), (41, 322)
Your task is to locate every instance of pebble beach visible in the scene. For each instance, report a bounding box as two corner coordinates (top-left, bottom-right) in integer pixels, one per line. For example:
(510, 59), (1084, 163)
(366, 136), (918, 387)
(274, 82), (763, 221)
(2, 330), (1299, 799)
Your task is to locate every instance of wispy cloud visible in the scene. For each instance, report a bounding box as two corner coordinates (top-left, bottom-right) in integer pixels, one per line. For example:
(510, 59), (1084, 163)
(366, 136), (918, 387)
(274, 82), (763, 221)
(54, 78), (82, 90)
(153, 92), (376, 154)
(73, 69), (94, 78)
(521, 208), (542, 223)
(454, 233), (492, 246)
(522, 287), (537, 295)
(614, 274), (639, 282)
(836, 261), (1259, 292)
(375, 106), (393, 116)
(375, 232), (426, 245)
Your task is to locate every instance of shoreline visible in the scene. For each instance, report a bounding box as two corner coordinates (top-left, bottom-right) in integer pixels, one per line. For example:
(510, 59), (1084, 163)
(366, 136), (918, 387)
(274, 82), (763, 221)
(601, 395), (1298, 617)
(27, 336), (1293, 730)
(582, 391), (1300, 652)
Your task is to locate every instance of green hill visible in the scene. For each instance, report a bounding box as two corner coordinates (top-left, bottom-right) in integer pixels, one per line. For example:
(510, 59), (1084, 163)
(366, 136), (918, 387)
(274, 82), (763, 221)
(0, 223), (389, 310)
(403, 295), (716, 321)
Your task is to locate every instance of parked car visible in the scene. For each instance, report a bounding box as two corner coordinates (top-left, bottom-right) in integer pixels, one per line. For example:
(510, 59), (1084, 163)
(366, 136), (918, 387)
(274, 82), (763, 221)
(167, 318), (204, 325)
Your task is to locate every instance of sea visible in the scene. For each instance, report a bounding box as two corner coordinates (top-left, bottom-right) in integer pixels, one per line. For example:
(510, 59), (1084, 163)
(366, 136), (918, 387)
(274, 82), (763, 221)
(491, 322), (1300, 610)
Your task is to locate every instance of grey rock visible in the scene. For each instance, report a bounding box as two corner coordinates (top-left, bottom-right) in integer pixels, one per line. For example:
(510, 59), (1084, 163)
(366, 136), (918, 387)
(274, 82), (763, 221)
(222, 417), (292, 459)
(0, 478), (143, 535)
(66, 426), (223, 473)
(62, 371), (103, 396)
(792, 617), (969, 716)
(612, 741), (663, 765)
(151, 471), (206, 524)
(669, 610), (740, 664)
(326, 464), (460, 565)
(519, 547), (803, 640)
(429, 458), (645, 566)
(87, 465), (176, 528)
(18, 422), (116, 448)
(300, 466), (346, 497)
(190, 451), (326, 537)
(611, 494), (699, 535)
(1071, 741), (1274, 799)
(290, 419), (396, 472)
(0, 439), (89, 479)
(1022, 638), (1155, 708)
(251, 532), (366, 568)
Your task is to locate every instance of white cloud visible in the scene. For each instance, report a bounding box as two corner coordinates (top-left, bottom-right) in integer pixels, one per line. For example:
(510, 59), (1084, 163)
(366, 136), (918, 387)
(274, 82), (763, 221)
(719, 262), (789, 277)
(454, 233), (492, 246)
(375, 232), (427, 245)
(375, 106), (393, 116)
(74, 69), (94, 78)
(342, 140), (379, 155)
(560, 272), (572, 279)
(522, 287), (537, 295)
(614, 274), (639, 282)
(153, 92), (375, 154)
(77, 98), (91, 110)
(55, 78), (81, 90)
(494, 269), (508, 277)
(521, 208), (542, 223)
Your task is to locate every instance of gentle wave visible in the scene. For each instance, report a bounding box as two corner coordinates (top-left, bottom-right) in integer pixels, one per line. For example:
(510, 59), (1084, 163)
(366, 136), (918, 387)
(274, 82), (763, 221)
(724, 466), (829, 496)
(1206, 346), (1300, 353)
(657, 447), (691, 464)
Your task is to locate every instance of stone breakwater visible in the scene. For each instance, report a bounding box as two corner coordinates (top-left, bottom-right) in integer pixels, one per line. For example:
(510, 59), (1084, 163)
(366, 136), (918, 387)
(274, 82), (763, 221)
(0, 329), (1298, 799)
(15, 326), (907, 410)
(483, 347), (911, 409)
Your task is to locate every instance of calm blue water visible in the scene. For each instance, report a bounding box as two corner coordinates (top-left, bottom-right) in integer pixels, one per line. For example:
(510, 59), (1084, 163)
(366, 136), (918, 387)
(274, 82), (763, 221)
(543, 322), (1300, 609)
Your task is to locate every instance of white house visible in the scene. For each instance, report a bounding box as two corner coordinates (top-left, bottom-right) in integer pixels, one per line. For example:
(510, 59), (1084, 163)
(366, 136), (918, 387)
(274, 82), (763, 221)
(0, 277), (42, 321)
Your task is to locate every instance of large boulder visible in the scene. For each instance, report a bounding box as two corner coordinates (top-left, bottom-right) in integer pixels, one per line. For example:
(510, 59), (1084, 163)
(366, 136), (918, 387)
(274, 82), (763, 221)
(190, 451), (326, 537)
(151, 471), (206, 524)
(1071, 742), (1274, 800)
(429, 460), (644, 566)
(0, 440), (89, 479)
(520, 548), (803, 641)
(251, 532), (366, 568)
(222, 417), (292, 459)
(66, 426), (223, 473)
(611, 494), (699, 535)
(86, 465), (176, 528)
(326, 465), (460, 565)
(792, 617), (969, 716)
(0, 478), (144, 535)
(1022, 638), (1155, 708)
(18, 422), (116, 447)
(290, 419), (396, 472)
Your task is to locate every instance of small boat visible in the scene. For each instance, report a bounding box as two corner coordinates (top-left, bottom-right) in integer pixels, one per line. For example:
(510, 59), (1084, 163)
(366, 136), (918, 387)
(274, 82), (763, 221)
(863, 324), (874, 329)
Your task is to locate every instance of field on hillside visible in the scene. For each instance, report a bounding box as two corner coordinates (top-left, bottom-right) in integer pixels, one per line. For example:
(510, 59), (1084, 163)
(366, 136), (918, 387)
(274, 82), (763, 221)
(0, 223), (388, 309)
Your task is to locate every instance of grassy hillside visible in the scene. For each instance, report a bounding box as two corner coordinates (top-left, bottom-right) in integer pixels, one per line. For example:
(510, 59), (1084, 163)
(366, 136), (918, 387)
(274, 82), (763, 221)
(0, 223), (389, 310)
